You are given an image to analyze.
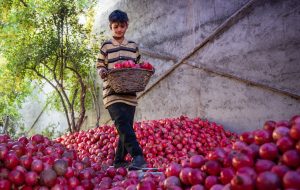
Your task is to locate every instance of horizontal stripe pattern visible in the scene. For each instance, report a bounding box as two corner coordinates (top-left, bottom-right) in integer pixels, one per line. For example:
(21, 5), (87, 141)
(108, 56), (136, 64)
(104, 95), (138, 108)
(106, 99), (138, 108)
(107, 46), (137, 54)
(100, 50), (107, 56)
(96, 61), (106, 69)
(101, 41), (113, 49)
(96, 38), (141, 108)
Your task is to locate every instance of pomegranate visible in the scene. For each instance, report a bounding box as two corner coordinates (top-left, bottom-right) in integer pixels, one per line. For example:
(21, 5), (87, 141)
(289, 123), (300, 140)
(165, 162), (182, 177)
(220, 167), (235, 184)
(254, 129), (272, 145)
(256, 171), (281, 190)
(188, 169), (205, 185)
(239, 132), (254, 144)
(272, 127), (289, 141)
(31, 159), (44, 173)
(271, 164), (290, 178)
(0, 145), (8, 160)
(276, 136), (295, 153)
(189, 155), (205, 168)
(163, 176), (181, 189)
(39, 169), (57, 187)
(0, 179), (11, 190)
(25, 171), (38, 186)
(259, 142), (278, 160)
(179, 167), (192, 185)
(282, 150), (300, 168)
(232, 153), (254, 170)
(236, 167), (257, 181)
(190, 184), (205, 190)
(4, 153), (19, 169)
(204, 175), (219, 189)
(255, 159), (276, 173)
(8, 169), (25, 186)
(283, 171), (300, 189)
(263, 121), (276, 132)
(230, 174), (254, 190)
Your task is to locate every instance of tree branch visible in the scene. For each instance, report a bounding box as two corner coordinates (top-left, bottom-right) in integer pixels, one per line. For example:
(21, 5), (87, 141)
(66, 66), (86, 131)
(71, 88), (79, 108)
(47, 56), (73, 131)
(3, 116), (9, 135)
(60, 13), (64, 85)
(70, 88), (78, 132)
(30, 67), (72, 132)
(53, 53), (59, 79)
(20, 0), (28, 7)
(41, 62), (54, 73)
(65, 13), (69, 69)
(41, 61), (71, 114)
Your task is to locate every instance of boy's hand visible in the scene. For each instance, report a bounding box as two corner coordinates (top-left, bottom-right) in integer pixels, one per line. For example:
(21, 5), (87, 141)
(98, 68), (108, 79)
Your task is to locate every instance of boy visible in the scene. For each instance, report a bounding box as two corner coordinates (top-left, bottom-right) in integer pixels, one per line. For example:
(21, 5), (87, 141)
(96, 9), (147, 170)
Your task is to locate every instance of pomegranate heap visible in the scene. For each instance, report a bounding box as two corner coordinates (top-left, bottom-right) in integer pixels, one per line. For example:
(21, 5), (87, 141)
(56, 116), (238, 169)
(1, 114), (299, 189)
(0, 134), (146, 190)
(161, 115), (300, 190)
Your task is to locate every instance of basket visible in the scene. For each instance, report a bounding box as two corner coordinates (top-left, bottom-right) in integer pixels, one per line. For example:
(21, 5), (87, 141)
(107, 68), (154, 93)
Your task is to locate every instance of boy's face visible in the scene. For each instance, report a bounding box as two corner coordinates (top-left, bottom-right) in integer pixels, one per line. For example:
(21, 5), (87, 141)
(110, 22), (128, 38)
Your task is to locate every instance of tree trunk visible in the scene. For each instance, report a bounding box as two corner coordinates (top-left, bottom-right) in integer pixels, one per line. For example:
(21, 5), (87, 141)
(74, 84), (87, 132)
(3, 116), (9, 134)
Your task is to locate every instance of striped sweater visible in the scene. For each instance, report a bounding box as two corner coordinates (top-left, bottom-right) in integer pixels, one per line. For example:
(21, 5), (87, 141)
(96, 38), (141, 108)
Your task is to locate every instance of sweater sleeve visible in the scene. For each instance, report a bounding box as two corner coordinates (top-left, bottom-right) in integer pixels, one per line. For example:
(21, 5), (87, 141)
(96, 42), (108, 70)
(135, 44), (141, 64)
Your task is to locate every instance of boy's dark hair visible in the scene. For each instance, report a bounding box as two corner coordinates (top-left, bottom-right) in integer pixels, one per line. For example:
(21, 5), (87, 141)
(109, 10), (129, 24)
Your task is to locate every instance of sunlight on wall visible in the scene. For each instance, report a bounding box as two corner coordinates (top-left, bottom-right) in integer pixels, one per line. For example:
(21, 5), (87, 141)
(93, 0), (122, 35)
(97, 0), (121, 13)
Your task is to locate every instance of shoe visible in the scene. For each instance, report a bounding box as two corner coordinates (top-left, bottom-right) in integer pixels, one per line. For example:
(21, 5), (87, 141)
(128, 155), (147, 170)
(113, 161), (130, 168)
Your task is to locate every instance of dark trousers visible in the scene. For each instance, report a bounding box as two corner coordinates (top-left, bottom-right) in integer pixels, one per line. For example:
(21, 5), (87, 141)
(107, 102), (143, 163)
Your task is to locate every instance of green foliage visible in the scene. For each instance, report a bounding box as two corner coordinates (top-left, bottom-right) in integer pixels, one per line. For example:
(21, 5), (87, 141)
(0, 57), (33, 136)
(4, 121), (27, 140)
(0, 0), (104, 132)
(40, 123), (65, 140)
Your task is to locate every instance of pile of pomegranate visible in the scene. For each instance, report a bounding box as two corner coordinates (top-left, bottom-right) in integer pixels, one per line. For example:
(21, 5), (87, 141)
(0, 115), (299, 189)
(56, 116), (237, 169)
(162, 115), (300, 189)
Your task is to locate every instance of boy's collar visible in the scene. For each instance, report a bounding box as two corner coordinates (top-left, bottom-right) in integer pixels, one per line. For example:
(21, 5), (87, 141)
(111, 38), (128, 46)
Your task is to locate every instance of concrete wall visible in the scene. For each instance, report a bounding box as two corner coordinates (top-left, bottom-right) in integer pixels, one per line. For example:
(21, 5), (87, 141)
(93, 0), (300, 133)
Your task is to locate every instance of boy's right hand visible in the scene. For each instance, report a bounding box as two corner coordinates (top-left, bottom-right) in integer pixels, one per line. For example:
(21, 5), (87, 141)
(98, 68), (108, 79)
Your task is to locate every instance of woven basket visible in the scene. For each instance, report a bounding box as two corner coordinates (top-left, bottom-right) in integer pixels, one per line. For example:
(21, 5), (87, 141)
(107, 68), (154, 93)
